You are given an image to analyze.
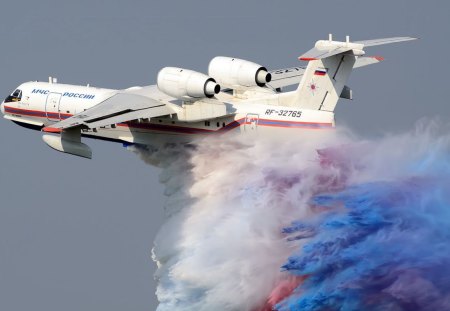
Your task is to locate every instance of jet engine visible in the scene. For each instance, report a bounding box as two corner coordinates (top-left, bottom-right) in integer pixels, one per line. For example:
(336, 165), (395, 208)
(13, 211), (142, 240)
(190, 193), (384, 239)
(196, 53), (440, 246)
(208, 57), (271, 89)
(157, 67), (220, 100)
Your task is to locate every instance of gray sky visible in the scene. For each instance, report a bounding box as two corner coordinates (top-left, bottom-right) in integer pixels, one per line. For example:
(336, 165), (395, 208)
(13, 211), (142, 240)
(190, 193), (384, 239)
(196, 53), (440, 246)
(0, 1), (448, 310)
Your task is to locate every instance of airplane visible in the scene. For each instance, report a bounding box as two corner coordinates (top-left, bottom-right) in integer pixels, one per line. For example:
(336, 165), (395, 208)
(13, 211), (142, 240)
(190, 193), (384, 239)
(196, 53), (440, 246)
(1, 35), (417, 159)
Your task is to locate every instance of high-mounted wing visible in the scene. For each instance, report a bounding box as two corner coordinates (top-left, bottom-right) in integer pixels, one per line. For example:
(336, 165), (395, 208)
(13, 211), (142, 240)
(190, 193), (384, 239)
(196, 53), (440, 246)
(42, 91), (177, 159)
(267, 66), (306, 89)
(44, 92), (175, 132)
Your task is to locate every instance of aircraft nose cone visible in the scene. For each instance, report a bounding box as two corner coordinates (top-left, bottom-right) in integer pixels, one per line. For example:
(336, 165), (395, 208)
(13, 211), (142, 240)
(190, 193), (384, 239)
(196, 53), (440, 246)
(0, 102), (4, 115)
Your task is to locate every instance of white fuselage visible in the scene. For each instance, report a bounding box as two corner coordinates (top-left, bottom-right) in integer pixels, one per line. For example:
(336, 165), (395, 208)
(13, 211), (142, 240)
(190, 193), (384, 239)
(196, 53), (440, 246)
(1, 81), (335, 146)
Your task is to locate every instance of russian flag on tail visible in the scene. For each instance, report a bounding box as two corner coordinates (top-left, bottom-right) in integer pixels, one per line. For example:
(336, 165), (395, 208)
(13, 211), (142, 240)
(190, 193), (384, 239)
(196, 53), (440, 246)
(314, 68), (327, 76)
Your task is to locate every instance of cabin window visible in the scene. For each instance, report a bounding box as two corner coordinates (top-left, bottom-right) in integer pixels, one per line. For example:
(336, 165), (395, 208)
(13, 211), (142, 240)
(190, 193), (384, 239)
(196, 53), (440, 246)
(205, 121), (210, 126)
(4, 89), (22, 103)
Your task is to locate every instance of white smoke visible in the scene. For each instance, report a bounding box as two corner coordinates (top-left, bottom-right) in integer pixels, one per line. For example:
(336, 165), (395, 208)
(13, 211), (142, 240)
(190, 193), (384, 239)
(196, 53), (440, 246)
(130, 119), (450, 311)
(129, 129), (349, 311)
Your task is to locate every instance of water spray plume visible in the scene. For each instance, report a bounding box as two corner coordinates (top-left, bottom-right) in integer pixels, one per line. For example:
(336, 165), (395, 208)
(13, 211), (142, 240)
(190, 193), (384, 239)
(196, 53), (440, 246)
(131, 119), (450, 311)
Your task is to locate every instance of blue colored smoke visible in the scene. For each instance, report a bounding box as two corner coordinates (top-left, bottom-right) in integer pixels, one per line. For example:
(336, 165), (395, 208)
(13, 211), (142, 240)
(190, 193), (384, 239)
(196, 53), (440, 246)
(278, 175), (450, 310)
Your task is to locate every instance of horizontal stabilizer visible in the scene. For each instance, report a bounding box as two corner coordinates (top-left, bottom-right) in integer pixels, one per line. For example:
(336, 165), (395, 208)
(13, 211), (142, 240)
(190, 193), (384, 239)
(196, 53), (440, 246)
(354, 37), (418, 47)
(340, 85), (352, 100)
(285, 34), (416, 112)
(299, 46), (353, 61)
(353, 56), (384, 69)
(299, 36), (417, 62)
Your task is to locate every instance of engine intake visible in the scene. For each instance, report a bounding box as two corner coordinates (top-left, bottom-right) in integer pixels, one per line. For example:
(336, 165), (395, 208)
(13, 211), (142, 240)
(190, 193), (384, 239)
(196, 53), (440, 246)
(157, 67), (220, 100)
(208, 57), (271, 89)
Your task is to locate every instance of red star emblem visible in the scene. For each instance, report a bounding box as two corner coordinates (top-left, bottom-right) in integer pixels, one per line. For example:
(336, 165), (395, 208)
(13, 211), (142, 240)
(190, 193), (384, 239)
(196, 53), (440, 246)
(308, 79), (319, 95)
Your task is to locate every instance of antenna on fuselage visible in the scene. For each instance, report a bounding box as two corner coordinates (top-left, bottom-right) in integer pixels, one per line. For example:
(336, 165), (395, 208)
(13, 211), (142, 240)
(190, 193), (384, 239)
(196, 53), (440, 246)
(48, 76), (58, 84)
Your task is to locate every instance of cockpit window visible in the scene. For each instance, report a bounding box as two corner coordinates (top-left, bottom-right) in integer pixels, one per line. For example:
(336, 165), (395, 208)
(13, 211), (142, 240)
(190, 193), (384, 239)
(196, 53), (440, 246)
(4, 89), (22, 103)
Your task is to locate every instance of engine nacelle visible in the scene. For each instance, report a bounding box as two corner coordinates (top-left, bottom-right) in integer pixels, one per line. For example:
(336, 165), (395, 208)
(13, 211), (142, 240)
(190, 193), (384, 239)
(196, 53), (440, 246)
(208, 57), (271, 89)
(157, 67), (220, 100)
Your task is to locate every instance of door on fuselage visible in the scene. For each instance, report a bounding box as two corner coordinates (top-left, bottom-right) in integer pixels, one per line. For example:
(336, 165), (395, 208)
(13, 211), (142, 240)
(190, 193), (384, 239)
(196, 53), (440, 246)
(45, 93), (62, 121)
(244, 113), (259, 131)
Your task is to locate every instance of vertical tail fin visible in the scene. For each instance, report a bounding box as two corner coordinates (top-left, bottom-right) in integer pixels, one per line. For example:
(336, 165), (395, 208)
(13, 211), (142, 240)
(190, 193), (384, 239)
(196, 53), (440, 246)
(295, 54), (356, 112)
(292, 35), (417, 112)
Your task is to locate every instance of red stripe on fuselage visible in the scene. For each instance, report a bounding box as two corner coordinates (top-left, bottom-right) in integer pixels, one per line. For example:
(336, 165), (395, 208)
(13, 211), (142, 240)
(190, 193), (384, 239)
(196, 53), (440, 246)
(4, 106), (72, 119)
(4, 106), (333, 133)
(261, 118), (332, 126)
